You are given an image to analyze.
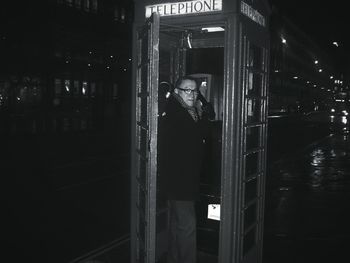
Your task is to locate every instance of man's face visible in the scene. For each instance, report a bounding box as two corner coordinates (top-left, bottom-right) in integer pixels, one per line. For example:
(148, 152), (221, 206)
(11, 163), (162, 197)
(176, 79), (198, 107)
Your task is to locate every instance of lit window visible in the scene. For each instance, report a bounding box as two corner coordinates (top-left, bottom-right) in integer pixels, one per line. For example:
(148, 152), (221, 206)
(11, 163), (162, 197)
(120, 8), (126, 22)
(65, 79), (71, 93)
(82, 81), (88, 96)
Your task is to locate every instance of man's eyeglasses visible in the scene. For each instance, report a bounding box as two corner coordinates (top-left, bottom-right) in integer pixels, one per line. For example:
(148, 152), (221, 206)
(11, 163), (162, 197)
(176, 87), (199, 95)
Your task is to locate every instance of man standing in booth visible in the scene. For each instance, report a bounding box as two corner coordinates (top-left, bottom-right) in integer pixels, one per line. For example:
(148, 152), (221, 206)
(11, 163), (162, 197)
(158, 75), (214, 263)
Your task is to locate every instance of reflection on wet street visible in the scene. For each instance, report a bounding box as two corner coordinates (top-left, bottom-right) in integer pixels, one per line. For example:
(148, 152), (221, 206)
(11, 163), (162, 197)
(263, 134), (350, 263)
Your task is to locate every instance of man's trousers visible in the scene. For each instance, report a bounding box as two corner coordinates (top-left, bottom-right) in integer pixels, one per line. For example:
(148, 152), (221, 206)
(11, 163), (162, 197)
(167, 200), (196, 263)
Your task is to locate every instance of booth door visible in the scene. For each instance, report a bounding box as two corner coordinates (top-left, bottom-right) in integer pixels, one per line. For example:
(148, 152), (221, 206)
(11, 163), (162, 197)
(132, 13), (160, 263)
(239, 29), (269, 263)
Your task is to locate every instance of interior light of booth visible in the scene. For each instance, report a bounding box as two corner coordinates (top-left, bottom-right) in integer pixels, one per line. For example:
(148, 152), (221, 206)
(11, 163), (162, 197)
(201, 27), (224, 32)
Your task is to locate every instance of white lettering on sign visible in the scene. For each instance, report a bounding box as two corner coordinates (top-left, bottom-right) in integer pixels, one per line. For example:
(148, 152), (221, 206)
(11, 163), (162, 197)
(145, 0), (222, 18)
(240, 1), (266, 27)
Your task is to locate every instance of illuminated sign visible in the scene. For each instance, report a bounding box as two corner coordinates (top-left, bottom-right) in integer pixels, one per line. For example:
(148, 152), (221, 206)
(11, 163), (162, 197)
(240, 1), (266, 27)
(145, 0), (222, 18)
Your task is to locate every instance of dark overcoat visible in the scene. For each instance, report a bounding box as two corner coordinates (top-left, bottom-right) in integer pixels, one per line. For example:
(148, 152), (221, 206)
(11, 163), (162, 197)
(158, 95), (209, 201)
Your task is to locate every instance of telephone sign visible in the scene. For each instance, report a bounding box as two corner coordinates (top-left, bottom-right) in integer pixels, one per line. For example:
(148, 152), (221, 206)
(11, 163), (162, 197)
(145, 0), (222, 18)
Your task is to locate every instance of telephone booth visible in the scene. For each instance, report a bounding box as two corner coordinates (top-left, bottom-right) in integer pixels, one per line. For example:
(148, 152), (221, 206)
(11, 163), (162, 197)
(131, 1), (270, 262)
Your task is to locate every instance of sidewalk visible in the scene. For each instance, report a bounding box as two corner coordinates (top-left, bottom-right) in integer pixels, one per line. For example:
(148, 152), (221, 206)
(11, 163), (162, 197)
(263, 134), (350, 263)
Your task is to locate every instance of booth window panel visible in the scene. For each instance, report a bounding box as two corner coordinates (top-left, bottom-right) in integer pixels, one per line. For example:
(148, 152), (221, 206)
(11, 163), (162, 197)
(244, 203), (257, 231)
(138, 157), (147, 187)
(245, 126), (260, 151)
(140, 97), (148, 126)
(156, 208), (168, 233)
(138, 185), (147, 217)
(247, 71), (263, 97)
(137, 230), (146, 263)
(246, 98), (262, 123)
(245, 177), (258, 204)
(248, 43), (263, 71)
(138, 201), (146, 243)
(141, 33), (149, 65)
(139, 127), (148, 159)
(243, 226), (256, 255)
(140, 65), (148, 94)
(245, 152), (259, 177)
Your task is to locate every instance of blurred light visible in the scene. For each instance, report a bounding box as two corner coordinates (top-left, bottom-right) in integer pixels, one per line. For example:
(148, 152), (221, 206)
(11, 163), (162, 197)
(110, 55), (114, 58)
(306, 81), (310, 84)
(314, 60), (318, 64)
(318, 69), (323, 72)
(129, 58), (132, 61)
(342, 110), (348, 116)
(65, 60), (69, 64)
(331, 108), (335, 112)
(201, 26), (225, 32)
(88, 63), (91, 67)
(293, 76), (298, 79)
(342, 116), (347, 124)
(332, 41), (339, 47)
(330, 76), (334, 79)
(281, 37), (287, 44)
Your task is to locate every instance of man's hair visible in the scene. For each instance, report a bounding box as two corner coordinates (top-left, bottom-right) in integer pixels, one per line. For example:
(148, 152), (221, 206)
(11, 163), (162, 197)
(174, 75), (199, 91)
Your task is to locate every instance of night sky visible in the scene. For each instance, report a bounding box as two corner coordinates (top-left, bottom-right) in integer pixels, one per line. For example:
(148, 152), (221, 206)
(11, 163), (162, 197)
(269, 0), (349, 66)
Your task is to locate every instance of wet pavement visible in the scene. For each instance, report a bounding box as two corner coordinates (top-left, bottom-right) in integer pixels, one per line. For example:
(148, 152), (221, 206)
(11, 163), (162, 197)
(263, 133), (350, 263)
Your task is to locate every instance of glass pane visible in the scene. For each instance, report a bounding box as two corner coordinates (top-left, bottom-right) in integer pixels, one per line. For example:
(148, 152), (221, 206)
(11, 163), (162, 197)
(244, 203), (257, 231)
(140, 127), (147, 157)
(248, 44), (263, 70)
(246, 126), (260, 151)
(139, 158), (147, 187)
(247, 72), (262, 97)
(141, 63), (148, 88)
(245, 177), (257, 204)
(246, 98), (261, 123)
(243, 226), (256, 254)
(245, 152), (259, 177)
(138, 185), (146, 215)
